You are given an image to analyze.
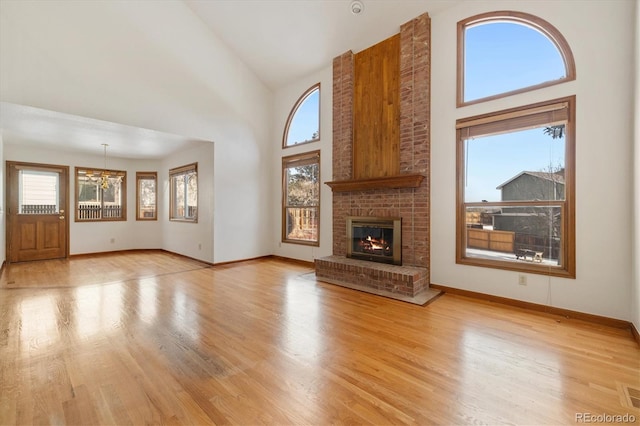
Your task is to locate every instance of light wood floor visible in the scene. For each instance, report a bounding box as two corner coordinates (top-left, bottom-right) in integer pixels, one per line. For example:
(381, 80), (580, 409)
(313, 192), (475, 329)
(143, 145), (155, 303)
(1, 251), (638, 425)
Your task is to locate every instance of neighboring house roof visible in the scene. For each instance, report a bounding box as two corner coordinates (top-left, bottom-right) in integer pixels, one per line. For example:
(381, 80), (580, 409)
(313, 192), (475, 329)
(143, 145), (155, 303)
(496, 170), (565, 190)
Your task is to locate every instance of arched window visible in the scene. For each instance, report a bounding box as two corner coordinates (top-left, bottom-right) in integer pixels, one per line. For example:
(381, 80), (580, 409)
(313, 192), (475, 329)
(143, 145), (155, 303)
(282, 83), (320, 148)
(455, 12), (576, 278)
(457, 11), (575, 106)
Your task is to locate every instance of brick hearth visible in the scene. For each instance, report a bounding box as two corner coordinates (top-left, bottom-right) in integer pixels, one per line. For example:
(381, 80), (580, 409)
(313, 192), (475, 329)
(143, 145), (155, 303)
(315, 256), (428, 297)
(316, 12), (431, 298)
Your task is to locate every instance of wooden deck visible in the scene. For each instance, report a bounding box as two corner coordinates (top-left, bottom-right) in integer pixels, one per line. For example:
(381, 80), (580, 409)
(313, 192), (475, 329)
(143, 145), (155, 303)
(1, 251), (638, 425)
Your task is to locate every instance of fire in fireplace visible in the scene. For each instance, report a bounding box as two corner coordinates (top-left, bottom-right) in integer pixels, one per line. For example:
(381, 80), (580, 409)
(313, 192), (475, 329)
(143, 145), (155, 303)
(346, 216), (402, 265)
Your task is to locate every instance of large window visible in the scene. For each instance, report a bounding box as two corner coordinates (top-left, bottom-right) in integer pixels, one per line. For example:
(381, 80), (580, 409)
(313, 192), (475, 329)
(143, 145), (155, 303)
(282, 151), (320, 245)
(170, 163), (197, 222)
(282, 83), (320, 148)
(456, 97), (575, 277)
(75, 167), (126, 221)
(136, 172), (157, 221)
(457, 11), (575, 106)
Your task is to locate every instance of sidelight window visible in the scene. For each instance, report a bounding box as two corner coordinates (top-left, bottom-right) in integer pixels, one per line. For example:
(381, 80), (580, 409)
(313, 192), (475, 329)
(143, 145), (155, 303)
(136, 172), (157, 220)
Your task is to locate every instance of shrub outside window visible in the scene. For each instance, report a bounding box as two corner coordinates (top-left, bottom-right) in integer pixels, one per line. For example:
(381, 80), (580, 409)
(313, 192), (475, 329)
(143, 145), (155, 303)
(282, 151), (320, 245)
(283, 83), (320, 148)
(136, 172), (157, 220)
(456, 97), (575, 278)
(75, 167), (126, 221)
(170, 163), (197, 222)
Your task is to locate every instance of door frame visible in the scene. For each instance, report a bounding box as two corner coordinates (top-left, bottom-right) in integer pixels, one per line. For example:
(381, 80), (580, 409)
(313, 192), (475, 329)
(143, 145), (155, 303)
(6, 161), (70, 263)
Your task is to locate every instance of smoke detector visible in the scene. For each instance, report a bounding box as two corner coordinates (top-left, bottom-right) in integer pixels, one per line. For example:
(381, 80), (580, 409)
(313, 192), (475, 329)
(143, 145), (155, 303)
(350, 0), (364, 15)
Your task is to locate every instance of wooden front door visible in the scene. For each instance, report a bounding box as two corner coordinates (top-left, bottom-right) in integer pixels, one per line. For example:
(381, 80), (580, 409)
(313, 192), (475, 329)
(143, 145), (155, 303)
(7, 162), (69, 263)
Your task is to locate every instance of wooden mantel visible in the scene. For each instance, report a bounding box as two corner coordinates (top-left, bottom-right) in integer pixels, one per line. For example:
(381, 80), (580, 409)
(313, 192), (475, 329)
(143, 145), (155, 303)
(325, 173), (424, 192)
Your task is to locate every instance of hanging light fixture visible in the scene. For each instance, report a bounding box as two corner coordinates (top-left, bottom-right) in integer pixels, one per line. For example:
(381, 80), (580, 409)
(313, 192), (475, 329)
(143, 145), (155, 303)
(96, 143), (122, 189)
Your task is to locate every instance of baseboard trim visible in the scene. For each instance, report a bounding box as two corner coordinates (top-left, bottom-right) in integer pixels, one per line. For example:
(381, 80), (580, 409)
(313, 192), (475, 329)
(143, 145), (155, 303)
(430, 283), (632, 331)
(212, 255), (273, 267)
(631, 322), (640, 347)
(269, 255), (315, 269)
(70, 249), (214, 267)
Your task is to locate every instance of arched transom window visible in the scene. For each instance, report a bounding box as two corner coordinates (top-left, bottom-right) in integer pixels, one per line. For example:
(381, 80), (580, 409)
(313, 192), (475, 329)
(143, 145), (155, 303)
(282, 83), (320, 148)
(457, 11), (576, 106)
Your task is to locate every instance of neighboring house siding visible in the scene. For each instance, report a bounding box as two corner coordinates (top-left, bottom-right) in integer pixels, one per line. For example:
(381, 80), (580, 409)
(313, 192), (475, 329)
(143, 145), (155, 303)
(499, 173), (565, 201)
(492, 171), (564, 259)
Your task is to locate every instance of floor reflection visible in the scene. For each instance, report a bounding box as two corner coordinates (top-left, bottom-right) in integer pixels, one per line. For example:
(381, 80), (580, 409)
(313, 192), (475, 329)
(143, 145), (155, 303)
(281, 277), (323, 361)
(19, 294), (58, 352)
(74, 283), (125, 339)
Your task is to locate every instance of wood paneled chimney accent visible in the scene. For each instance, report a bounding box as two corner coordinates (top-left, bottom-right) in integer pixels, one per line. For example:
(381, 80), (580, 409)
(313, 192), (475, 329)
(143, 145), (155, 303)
(353, 34), (400, 179)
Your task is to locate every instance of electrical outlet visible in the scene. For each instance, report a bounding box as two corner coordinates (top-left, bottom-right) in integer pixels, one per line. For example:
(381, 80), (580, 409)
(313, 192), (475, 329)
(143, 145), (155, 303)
(198, 243), (202, 250)
(110, 238), (115, 244)
(518, 274), (527, 286)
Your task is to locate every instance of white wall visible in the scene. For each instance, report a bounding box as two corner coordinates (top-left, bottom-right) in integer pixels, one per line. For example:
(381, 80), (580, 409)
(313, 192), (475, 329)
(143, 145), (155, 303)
(430, 0), (636, 320)
(271, 66), (334, 262)
(632, 0), (640, 332)
(3, 144), (164, 255)
(0, 131), (4, 264)
(161, 142), (215, 263)
(0, 0), (273, 264)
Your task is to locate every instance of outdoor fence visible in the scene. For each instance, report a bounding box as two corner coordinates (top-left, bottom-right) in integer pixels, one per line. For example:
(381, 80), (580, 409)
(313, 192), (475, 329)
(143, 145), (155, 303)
(467, 228), (515, 253)
(467, 227), (561, 261)
(20, 204), (57, 214)
(78, 204), (122, 219)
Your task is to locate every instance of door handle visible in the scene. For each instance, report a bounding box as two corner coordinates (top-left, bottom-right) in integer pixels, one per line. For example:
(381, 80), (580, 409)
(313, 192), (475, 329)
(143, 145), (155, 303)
(59, 216), (65, 220)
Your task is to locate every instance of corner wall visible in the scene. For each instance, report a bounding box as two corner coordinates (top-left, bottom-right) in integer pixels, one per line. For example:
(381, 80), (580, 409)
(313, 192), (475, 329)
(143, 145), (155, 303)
(632, 0), (640, 334)
(430, 0), (635, 320)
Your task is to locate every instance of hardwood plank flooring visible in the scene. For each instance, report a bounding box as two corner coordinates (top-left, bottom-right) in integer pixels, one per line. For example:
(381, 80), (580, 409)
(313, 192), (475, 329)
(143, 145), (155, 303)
(0, 252), (638, 425)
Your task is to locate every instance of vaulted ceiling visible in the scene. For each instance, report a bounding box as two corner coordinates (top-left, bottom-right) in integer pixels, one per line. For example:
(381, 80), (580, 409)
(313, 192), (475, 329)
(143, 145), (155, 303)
(0, 0), (459, 159)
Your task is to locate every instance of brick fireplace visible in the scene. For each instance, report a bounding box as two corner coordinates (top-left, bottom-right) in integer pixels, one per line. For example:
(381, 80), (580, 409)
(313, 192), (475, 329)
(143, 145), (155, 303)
(315, 13), (431, 299)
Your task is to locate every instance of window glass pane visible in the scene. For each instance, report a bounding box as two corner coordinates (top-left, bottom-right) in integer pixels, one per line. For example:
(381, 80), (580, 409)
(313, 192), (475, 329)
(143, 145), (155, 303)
(75, 168), (125, 221)
(285, 86), (320, 147)
(78, 176), (99, 203)
(19, 170), (59, 214)
(169, 164), (197, 221)
(285, 207), (318, 242)
(457, 97), (574, 276)
(138, 175), (156, 219)
(286, 164), (319, 206)
(282, 151), (320, 244)
(174, 174), (185, 217)
(186, 173), (197, 219)
(465, 204), (563, 266)
(464, 126), (565, 203)
(464, 22), (566, 102)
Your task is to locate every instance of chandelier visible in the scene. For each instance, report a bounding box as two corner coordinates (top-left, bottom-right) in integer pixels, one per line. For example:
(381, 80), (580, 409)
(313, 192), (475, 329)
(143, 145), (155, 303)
(85, 144), (123, 189)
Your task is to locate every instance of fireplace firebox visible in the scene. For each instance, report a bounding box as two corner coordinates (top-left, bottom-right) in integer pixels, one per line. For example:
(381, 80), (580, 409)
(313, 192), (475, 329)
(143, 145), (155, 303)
(346, 216), (402, 265)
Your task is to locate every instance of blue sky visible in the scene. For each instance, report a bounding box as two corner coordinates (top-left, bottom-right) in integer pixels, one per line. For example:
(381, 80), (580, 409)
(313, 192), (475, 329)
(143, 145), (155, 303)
(463, 21), (567, 201)
(465, 128), (565, 202)
(465, 22), (566, 101)
(286, 89), (320, 145)
(284, 21), (567, 201)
